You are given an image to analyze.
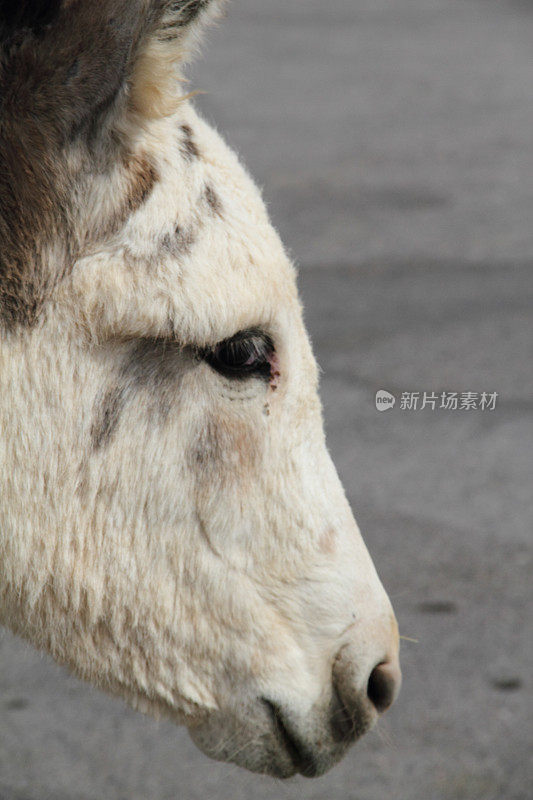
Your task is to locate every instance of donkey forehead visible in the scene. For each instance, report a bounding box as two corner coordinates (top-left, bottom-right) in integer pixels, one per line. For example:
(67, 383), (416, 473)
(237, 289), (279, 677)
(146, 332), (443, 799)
(72, 110), (301, 345)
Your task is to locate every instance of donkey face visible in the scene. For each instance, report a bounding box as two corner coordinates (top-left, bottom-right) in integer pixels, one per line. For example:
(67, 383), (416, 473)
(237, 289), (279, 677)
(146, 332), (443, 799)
(0, 1), (400, 778)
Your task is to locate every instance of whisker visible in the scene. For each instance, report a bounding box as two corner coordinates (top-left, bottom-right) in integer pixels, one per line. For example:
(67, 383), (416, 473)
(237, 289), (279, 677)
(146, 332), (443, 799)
(207, 725), (243, 760)
(388, 589), (417, 600)
(225, 735), (260, 764)
(372, 719), (397, 750)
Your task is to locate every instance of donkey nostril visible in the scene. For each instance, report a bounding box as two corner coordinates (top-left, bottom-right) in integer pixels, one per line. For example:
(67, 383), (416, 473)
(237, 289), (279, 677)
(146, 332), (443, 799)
(367, 660), (401, 713)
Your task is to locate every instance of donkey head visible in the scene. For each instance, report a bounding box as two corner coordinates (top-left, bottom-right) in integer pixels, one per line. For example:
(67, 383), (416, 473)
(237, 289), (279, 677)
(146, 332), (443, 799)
(0, 0), (400, 778)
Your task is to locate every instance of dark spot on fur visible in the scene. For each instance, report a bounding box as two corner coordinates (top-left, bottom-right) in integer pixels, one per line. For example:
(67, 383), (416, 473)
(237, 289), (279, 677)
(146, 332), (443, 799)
(124, 154), (158, 214)
(91, 339), (196, 449)
(161, 223), (196, 258)
(123, 338), (196, 423)
(82, 154), (159, 249)
(204, 184), (223, 217)
(123, 339), (187, 387)
(91, 387), (126, 450)
(189, 418), (223, 469)
(179, 226), (196, 252)
(88, 153), (159, 246)
(180, 124), (200, 161)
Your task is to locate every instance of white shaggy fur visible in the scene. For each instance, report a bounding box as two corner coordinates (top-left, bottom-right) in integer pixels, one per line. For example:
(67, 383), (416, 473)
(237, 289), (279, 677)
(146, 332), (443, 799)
(0, 1), (399, 778)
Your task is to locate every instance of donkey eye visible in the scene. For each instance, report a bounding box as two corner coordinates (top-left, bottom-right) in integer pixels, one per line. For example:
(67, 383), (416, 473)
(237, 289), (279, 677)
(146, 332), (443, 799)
(204, 329), (274, 380)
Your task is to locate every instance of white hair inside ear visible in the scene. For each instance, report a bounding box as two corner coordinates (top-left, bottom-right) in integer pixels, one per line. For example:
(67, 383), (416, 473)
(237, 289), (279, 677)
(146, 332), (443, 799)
(130, 0), (226, 119)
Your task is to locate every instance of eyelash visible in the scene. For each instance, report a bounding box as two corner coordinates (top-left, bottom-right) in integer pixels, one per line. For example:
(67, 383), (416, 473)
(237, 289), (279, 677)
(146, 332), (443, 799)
(202, 329), (274, 381)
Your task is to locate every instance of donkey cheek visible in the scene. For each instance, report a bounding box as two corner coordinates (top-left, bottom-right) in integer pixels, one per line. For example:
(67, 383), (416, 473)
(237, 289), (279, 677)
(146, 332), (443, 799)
(188, 416), (263, 484)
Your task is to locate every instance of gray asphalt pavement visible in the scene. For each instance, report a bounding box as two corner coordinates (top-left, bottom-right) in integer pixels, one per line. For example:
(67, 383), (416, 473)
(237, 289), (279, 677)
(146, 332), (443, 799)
(1, 1), (532, 798)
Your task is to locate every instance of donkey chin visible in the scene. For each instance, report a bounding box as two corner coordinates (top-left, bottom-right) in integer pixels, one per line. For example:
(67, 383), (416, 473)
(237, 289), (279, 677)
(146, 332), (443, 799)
(189, 676), (398, 779)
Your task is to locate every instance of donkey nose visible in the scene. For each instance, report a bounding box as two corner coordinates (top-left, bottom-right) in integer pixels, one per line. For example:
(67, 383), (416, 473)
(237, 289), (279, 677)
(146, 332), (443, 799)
(331, 646), (401, 743)
(367, 658), (402, 713)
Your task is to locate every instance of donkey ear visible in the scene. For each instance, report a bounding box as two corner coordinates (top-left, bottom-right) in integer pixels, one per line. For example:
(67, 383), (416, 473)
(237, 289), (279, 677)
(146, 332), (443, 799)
(130, 0), (224, 119)
(0, 0), (223, 144)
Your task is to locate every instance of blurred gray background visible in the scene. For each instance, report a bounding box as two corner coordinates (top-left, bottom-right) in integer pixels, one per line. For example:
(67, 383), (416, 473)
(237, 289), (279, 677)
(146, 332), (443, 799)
(1, 0), (532, 798)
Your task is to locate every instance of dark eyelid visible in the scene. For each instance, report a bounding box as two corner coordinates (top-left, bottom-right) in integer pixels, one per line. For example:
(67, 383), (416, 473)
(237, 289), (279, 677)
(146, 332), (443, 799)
(202, 328), (274, 380)
(222, 328), (273, 348)
(202, 328), (274, 355)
